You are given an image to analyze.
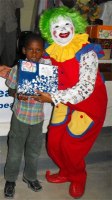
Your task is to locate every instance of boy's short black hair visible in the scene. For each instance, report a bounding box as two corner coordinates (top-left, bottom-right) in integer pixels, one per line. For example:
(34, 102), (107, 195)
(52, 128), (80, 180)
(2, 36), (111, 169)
(24, 32), (45, 49)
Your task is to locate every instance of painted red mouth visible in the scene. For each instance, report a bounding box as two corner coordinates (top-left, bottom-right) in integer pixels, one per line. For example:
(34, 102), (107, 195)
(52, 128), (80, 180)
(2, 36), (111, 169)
(59, 32), (70, 38)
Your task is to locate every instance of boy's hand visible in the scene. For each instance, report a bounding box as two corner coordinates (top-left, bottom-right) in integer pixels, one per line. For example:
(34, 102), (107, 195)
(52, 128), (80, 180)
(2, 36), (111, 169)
(17, 91), (53, 103)
(34, 91), (53, 103)
(0, 66), (11, 79)
(17, 94), (36, 103)
(17, 94), (28, 101)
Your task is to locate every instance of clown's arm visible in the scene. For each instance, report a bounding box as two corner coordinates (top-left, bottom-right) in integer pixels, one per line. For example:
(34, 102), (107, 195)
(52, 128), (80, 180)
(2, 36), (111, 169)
(35, 50), (99, 105)
(51, 50), (98, 105)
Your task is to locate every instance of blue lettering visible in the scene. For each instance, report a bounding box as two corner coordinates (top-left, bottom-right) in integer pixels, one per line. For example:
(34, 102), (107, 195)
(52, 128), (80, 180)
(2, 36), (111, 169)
(0, 90), (9, 97)
(0, 90), (4, 97)
(4, 103), (9, 108)
(0, 103), (12, 109)
(5, 90), (9, 97)
(0, 104), (3, 108)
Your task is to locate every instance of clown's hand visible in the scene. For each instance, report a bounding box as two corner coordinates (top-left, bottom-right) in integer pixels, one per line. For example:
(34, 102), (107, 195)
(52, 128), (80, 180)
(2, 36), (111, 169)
(0, 66), (11, 79)
(34, 90), (53, 103)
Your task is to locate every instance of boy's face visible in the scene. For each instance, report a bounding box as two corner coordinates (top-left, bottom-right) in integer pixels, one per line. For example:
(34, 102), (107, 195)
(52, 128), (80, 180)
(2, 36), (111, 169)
(23, 40), (44, 62)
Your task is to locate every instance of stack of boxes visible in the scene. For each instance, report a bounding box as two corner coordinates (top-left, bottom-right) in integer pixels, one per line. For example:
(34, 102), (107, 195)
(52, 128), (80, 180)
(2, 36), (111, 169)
(86, 25), (112, 80)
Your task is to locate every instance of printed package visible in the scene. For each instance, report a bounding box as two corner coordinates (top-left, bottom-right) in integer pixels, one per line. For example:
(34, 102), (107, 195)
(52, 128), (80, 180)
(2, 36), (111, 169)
(17, 60), (58, 95)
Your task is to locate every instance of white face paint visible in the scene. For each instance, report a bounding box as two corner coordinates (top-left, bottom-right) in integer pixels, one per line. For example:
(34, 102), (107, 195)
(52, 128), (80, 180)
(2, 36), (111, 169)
(50, 16), (75, 46)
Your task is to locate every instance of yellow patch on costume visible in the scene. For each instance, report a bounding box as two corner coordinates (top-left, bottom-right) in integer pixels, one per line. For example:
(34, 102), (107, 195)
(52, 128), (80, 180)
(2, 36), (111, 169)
(67, 110), (94, 137)
(51, 103), (69, 125)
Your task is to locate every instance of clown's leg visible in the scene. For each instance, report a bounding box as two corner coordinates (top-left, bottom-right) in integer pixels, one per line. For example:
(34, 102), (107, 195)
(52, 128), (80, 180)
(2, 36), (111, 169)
(60, 119), (105, 198)
(46, 103), (72, 183)
(46, 122), (71, 183)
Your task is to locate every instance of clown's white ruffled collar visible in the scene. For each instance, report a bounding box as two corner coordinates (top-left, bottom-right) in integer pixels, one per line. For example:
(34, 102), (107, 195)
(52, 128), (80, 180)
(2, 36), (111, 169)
(46, 33), (89, 62)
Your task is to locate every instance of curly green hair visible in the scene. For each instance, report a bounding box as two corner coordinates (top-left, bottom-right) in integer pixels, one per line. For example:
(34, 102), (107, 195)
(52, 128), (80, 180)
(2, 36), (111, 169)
(39, 6), (88, 44)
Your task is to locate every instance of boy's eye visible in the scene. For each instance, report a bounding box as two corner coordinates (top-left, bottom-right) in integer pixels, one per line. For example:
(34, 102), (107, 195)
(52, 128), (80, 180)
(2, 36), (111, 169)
(26, 48), (41, 52)
(27, 48), (33, 51)
(36, 49), (41, 52)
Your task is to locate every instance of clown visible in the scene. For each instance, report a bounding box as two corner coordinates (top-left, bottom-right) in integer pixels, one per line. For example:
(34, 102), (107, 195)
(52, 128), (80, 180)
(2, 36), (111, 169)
(37, 6), (107, 199)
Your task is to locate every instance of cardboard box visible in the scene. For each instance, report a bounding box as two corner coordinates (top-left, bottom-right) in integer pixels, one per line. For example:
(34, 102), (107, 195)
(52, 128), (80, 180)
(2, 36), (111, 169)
(86, 25), (112, 39)
(89, 38), (112, 49)
(100, 49), (111, 60)
(17, 60), (58, 95)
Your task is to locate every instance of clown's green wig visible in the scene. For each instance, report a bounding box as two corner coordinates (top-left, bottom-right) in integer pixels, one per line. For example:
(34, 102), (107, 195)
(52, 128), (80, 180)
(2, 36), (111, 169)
(39, 6), (88, 44)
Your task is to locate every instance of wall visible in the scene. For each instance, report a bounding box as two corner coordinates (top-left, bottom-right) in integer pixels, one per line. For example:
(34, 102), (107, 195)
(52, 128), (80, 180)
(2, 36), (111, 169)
(21, 0), (36, 31)
(103, 81), (112, 126)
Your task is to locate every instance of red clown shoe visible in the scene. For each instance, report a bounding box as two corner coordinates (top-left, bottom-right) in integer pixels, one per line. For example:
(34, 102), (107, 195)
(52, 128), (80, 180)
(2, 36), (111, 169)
(46, 170), (69, 183)
(69, 182), (86, 198)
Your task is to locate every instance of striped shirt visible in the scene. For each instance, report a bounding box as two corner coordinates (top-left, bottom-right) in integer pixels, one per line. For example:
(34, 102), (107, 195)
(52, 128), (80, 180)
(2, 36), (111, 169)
(6, 64), (44, 125)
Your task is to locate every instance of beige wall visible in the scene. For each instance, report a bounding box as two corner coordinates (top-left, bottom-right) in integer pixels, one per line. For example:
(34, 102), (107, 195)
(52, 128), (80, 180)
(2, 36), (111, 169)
(103, 81), (112, 127)
(21, 0), (36, 31)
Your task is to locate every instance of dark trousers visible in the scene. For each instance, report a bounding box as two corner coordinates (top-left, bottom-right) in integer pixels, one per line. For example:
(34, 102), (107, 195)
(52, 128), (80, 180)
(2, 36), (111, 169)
(4, 113), (43, 182)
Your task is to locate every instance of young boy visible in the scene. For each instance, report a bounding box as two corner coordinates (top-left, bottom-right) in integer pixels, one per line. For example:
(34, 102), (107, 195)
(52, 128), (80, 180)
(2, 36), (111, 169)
(4, 33), (48, 198)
